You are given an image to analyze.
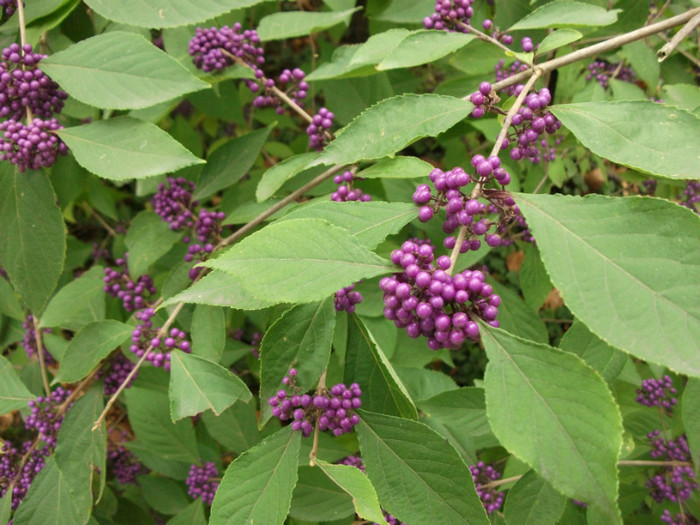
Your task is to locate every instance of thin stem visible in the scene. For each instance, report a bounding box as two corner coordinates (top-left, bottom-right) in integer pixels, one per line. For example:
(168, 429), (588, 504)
(455, 20), (522, 59)
(309, 370), (328, 467)
(216, 163), (346, 250)
(657, 12), (700, 62)
(656, 33), (700, 68)
(32, 316), (51, 397)
(83, 202), (118, 237)
(618, 459), (694, 468)
(481, 474), (522, 489)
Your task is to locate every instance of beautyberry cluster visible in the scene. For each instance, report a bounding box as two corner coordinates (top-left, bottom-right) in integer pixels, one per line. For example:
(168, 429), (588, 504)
(635, 375), (678, 414)
(307, 107), (334, 150)
(646, 432), (697, 504)
(423, 0), (475, 32)
(185, 209), (226, 279)
(662, 509), (699, 525)
(480, 19), (514, 45)
(232, 328), (262, 358)
(107, 432), (149, 485)
(381, 241), (500, 349)
(495, 60), (530, 96)
(0, 440), (50, 511)
(334, 283), (363, 313)
(130, 308), (191, 370)
(680, 180), (700, 213)
(268, 369), (362, 437)
(25, 387), (72, 448)
(103, 255), (157, 312)
(331, 170), (371, 202)
(586, 60), (636, 88)
(21, 314), (54, 364)
(469, 461), (505, 515)
(0, 117), (67, 171)
(186, 461), (220, 505)
(521, 37), (534, 53)
(100, 353), (138, 396)
(189, 24), (264, 75)
(253, 68), (308, 114)
(0, 0), (18, 16)
(151, 176), (197, 230)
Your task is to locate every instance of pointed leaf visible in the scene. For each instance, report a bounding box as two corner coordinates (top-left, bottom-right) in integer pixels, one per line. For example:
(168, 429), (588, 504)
(289, 466), (355, 522)
(257, 8), (358, 41)
(509, 1), (619, 30)
(255, 152), (320, 202)
(515, 193), (700, 377)
(58, 321), (133, 382)
(201, 401), (261, 454)
(0, 353), (34, 414)
(40, 32), (208, 110)
(167, 500), (206, 525)
(503, 470), (567, 525)
(482, 326), (622, 522)
(57, 117), (205, 181)
(210, 426), (301, 525)
(169, 350), (252, 421)
(39, 266), (105, 330)
(162, 271), (278, 309)
(203, 219), (393, 304)
(536, 29), (583, 55)
(489, 279), (548, 343)
(550, 102), (700, 179)
(0, 167), (65, 314)
(357, 156), (433, 179)
(311, 94), (473, 167)
(125, 211), (182, 277)
(559, 321), (627, 383)
(377, 31), (475, 70)
(357, 410), (490, 525)
(260, 299), (336, 425)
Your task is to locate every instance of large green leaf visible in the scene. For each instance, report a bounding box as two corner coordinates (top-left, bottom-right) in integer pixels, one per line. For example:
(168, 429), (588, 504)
(503, 470), (567, 525)
(203, 219), (393, 304)
(255, 152), (321, 202)
(169, 350), (252, 421)
(482, 326), (622, 522)
(357, 410), (489, 525)
(558, 321), (627, 383)
(357, 156), (433, 179)
(209, 426), (301, 525)
(536, 29), (583, 55)
(83, 0), (271, 28)
(377, 31), (475, 70)
(58, 321), (133, 382)
(515, 193), (700, 377)
(39, 266), (105, 331)
(125, 211), (182, 277)
(509, 0), (619, 30)
(344, 315), (417, 419)
(201, 401), (261, 454)
(0, 354), (34, 414)
(40, 32), (208, 110)
(0, 167), (65, 314)
(279, 201), (417, 249)
(311, 94), (473, 167)
(257, 8), (358, 41)
(57, 117), (205, 181)
(550, 102), (700, 179)
(190, 305), (226, 362)
(289, 466), (355, 522)
(488, 279), (548, 344)
(260, 299), (336, 425)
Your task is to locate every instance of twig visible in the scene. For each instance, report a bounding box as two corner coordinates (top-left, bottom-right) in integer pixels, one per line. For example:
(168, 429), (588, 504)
(618, 459), (694, 468)
(481, 474), (522, 489)
(657, 12), (700, 62)
(83, 202), (119, 238)
(309, 370), (327, 467)
(455, 20), (518, 58)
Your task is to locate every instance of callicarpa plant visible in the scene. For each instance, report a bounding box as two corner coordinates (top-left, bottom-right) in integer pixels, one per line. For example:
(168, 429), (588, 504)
(0, 1), (699, 524)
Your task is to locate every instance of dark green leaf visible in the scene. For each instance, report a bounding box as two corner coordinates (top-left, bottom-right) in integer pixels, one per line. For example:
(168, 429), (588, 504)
(125, 212), (182, 278)
(255, 152), (320, 202)
(167, 500), (207, 525)
(489, 279), (548, 344)
(140, 476), (190, 515)
(503, 470), (567, 525)
(57, 117), (205, 181)
(0, 353), (34, 414)
(39, 266), (105, 330)
(289, 466), (355, 522)
(376, 31), (475, 71)
(190, 305), (226, 362)
(0, 275), (24, 320)
(509, 1), (619, 30)
(201, 401), (261, 454)
(519, 244), (552, 311)
(558, 321), (628, 383)
(257, 9), (358, 41)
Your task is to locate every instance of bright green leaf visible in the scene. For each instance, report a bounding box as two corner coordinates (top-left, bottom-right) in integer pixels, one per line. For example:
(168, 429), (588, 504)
(374, 0), (433, 23)
(559, 321), (628, 383)
(520, 243), (552, 311)
(509, 1), (619, 30)
(489, 279), (548, 344)
(167, 500), (207, 525)
(357, 156), (433, 179)
(125, 211), (182, 278)
(536, 29), (583, 55)
(377, 31), (475, 70)
(140, 476), (190, 515)
(503, 470), (567, 525)
(201, 401), (261, 454)
(257, 8), (359, 41)
(661, 84), (700, 112)
(256, 152), (320, 202)
(39, 266), (105, 330)
(0, 354), (34, 414)
(0, 276), (24, 320)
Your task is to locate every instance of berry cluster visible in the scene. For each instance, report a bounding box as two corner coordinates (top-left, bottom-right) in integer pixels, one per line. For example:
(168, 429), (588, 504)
(381, 241), (500, 349)
(334, 283), (363, 313)
(331, 170), (371, 202)
(101, 353), (138, 396)
(232, 328), (262, 358)
(189, 24), (264, 75)
(680, 180), (700, 213)
(521, 37), (534, 53)
(130, 307), (191, 370)
(107, 433), (149, 485)
(423, 0), (475, 32)
(151, 176), (197, 231)
(103, 255), (157, 312)
(480, 19), (514, 45)
(494, 60), (530, 96)
(307, 107), (334, 150)
(0, 440), (50, 511)
(661, 509), (699, 525)
(586, 60), (636, 88)
(0, 117), (68, 171)
(186, 461), (220, 505)
(21, 314), (55, 364)
(185, 209), (227, 279)
(635, 375), (678, 414)
(25, 387), (72, 448)
(469, 461), (505, 515)
(268, 369), (362, 437)
(253, 68), (308, 115)
(0, 0), (18, 16)
(646, 432), (697, 504)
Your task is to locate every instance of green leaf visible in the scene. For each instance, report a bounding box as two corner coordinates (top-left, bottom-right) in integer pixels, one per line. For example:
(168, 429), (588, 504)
(126, 387), (200, 464)
(83, 0), (271, 28)
(39, 266), (105, 330)
(661, 84), (700, 112)
(550, 102), (700, 179)
(140, 476), (190, 515)
(311, 94), (474, 167)
(0, 353), (34, 414)
(0, 275), (24, 320)
(682, 378), (700, 474)
(125, 211), (182, 278)
(167, 500), (207, 525)
(203, 219), (393, 304)
(536, 29), (583, 55)
(503, 470), (567, 525)
(344, 315), (417, 419)
(488, 279), (548, 344)
(558, 321), (627, 383)
(256, 152), (320, 202)
(0, 491), (11, 525)
(357, 410), (490, 525)
(260, 299), (336, 425)
(162, 271), (278, 310)
(376, 31), (475, 71)
(515, 193), (700, 377)
(357, 156), (433, 179)
(374, 0), (433, 23)
(194, 127), (272, 200)
(618, 40), (659, 93)
(257, 8), (359, 41)
(520, 244), (552, 311)
(209, 426), (301, 525)
(279, 201), (417, 249)
(289, 466), (355, 522)
(394, 366), (458, 402)
(190, 305), (226, 362)
(0, 167), (65, 314)
(315, 459), (386, 523)
(482, 326), (622, 522)
(40, 32), (208, 110)
(169, 351), (252, 421)
(201, 401), (261, 454)
(58, 321), (133, 382)
(57, 117), (205, 181)
(509, 0), (619, 30)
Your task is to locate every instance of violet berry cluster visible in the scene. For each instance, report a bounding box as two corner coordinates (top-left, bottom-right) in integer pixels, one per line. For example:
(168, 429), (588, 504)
(231, 328), (262, 358)
(480, 19), (514, 45)
(185, 209), (227, 279)
(586, 60), (636, 88)
(334, 283), (363, 313)
(381, 240), (500, 349)
(0, 0), (18, 16)
(680, 180), (700, 213)
(423, 0), (475, 32)
(635, 375), (678, 414)
(25, 386), (72, 448)
(21, 314), (54, 364)
(186, 461), (220, 505)
(268, 369), (362, 437)
(100, 353), (138, 396)
(307, 107), (334, 150)
(107, 432), (149, 485)
(494, 59), (530, 96)
(0, 43), (68, 171)
(646, 432), (697, 505)
(331, 170), (371, 202)
(189, 24), (264, 77)
(469, 461), (505, 515)
(152, 176), (197, 230)
(254, 67), (309, 114)
(130, 307), (191, 370)
(103, 255), (157, 312)
(661, 509), (699, 525)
